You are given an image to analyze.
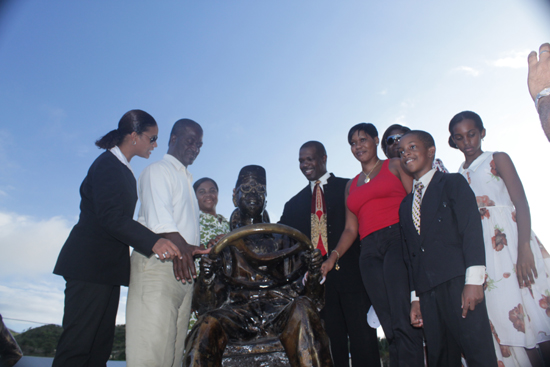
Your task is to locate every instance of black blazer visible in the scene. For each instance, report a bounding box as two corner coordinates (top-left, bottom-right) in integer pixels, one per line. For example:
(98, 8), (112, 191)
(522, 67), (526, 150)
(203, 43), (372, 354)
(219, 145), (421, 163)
(53, 151), (159, 286)
(279, 174), (363, 292)
(399, 171), (485, 294)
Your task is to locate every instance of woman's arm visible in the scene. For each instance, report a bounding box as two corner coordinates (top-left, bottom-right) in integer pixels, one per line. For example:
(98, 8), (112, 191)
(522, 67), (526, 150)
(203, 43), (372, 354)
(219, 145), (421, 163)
(320, 180), (359, 276)
(389, 157), (413, 193)
(493, 152), (537, 287)
(91, 154), (160, 254)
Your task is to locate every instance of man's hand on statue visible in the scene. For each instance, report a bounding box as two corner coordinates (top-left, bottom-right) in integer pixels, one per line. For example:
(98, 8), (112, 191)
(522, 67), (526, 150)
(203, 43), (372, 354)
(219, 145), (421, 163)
(173, 244), (211, 283)
(172, 258), (188, 283)
(528, 43), (550, 102)
(206, 233), (226, 249)
(161, 232), (210, 283)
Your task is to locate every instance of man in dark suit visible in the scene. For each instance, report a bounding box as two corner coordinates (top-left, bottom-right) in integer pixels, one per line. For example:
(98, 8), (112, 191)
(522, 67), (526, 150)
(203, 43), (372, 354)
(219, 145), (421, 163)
(398, 131), (497, 367)
(279, 141), (380, 367)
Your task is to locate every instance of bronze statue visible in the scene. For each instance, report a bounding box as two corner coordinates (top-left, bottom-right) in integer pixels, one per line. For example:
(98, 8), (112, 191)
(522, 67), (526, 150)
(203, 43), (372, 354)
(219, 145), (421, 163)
(184, 165), (333, 367)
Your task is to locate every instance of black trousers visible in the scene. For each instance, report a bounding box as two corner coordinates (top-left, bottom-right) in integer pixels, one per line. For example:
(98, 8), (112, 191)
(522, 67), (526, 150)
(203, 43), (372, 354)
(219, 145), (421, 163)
(360, 224), (424, 367)
(321, 285), (380, 367)
(52, 278), (120, 367)
(419, 276), (498, 367)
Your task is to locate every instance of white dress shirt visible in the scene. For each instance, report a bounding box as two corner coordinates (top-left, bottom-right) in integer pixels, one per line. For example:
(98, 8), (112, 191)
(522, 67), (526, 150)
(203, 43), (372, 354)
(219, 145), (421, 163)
(137, 154), (200, 246)
(411, 169), (485, 302)
(109, 145), (133, 175)
(309, 171), (331, 192)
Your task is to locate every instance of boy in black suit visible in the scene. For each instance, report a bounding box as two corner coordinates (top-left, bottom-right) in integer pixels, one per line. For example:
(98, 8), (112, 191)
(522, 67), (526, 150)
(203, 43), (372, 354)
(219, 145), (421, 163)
(398, 130), (497, 367)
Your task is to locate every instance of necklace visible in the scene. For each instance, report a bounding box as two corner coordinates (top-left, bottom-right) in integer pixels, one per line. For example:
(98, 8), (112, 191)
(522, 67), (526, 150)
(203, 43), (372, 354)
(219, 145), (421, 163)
(362, 159), (380, 183)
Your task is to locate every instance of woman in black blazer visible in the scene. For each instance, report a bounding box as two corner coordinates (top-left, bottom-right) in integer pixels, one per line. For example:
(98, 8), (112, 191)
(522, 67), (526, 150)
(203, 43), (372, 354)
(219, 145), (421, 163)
(52, 110), (182, 367)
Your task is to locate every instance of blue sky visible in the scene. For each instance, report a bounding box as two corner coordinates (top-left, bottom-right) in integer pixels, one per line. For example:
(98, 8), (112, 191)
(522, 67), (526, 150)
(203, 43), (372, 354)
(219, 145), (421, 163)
(0, 0), (549, 333)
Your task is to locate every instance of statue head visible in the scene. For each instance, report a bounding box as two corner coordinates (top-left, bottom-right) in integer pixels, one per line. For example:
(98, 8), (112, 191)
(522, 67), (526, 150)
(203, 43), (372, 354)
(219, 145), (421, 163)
(233, 165), (267, 222)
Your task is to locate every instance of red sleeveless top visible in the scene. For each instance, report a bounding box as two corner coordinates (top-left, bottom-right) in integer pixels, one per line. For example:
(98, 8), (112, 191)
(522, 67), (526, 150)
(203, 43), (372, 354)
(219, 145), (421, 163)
(347, 160), (407, 239)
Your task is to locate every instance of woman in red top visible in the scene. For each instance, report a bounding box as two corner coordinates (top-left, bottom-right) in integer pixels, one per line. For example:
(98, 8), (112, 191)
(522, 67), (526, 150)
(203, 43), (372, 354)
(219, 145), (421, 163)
(322, 123), (424, 367)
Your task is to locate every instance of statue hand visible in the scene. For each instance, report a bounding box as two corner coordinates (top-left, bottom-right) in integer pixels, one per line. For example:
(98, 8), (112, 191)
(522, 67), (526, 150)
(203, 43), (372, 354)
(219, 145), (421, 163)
(306, 249), (323, 274)
(200, 254), (220, 279)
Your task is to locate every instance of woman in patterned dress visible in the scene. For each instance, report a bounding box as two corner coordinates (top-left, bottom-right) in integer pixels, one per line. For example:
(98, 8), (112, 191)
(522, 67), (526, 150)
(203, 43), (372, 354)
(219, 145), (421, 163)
(449, 111), (550, 367)
(189, 177), (230, 329)
(193, 177), (230, 249)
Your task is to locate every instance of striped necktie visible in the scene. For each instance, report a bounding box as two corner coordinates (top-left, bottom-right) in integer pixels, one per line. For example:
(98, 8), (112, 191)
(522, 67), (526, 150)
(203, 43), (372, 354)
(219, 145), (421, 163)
(412, 182), (424, 235)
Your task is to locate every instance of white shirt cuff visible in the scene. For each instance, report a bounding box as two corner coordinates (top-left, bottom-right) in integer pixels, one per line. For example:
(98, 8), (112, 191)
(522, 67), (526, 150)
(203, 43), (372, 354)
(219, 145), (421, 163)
(151, 223), (180, 235)
(411, 291), (419, 303)
(465, 265), (486, 285)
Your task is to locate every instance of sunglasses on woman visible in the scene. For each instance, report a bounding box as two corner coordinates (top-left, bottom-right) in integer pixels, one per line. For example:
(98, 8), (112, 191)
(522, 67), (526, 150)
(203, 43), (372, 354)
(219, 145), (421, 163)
(386, 134), (403, 146)
(142, 132), (158, 144)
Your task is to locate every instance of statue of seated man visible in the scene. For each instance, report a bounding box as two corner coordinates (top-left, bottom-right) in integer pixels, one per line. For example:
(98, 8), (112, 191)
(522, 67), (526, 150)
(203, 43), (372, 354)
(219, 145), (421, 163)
(183, 165), (333, 367)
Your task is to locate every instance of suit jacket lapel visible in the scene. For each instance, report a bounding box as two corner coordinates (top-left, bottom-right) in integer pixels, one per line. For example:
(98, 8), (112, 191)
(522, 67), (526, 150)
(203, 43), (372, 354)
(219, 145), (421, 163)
(324, 173), (336, 202)
(419, 171), (444, 242)
(402, 193), (417, 241)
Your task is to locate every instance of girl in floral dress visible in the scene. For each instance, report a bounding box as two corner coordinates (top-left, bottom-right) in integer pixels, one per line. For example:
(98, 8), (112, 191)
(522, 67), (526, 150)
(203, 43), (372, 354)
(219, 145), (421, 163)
(189, 177), (230, 329)
(449, 111), (550, 367)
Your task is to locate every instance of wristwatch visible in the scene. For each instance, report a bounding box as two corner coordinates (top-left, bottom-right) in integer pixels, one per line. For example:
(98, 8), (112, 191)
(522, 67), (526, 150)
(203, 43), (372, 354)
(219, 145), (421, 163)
(535, 87), (550, 111)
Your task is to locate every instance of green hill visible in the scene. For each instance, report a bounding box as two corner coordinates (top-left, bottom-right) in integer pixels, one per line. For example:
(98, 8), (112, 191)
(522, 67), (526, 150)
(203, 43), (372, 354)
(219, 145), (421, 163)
(14, 324), (126, 360)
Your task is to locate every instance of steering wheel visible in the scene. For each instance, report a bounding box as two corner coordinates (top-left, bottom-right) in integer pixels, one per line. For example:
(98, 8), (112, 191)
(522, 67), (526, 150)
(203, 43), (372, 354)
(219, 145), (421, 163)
(209, 223), (314, 290)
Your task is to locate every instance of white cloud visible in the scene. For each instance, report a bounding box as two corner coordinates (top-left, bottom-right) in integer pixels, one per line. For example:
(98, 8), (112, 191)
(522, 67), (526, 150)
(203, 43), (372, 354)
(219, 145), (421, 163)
(453, 66), (481, 77)
(0, 211), (72, 277)
(0, 211), (130, 332)
(489, 50), (529, 69)
(0, 281), (65, 330)
(0, 211), (71, 329)
(379, 89), (388, 95)
(0, 281), (128, 332)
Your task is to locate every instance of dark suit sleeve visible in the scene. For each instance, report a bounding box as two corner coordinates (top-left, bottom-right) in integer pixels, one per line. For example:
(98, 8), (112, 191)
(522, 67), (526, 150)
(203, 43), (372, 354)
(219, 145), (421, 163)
(91, 156), (159, 255)
(399, 198), (416, 294)
(279, 200), (295, 227)
(278, 187), (311, 237)
(449, 174), (485, 268)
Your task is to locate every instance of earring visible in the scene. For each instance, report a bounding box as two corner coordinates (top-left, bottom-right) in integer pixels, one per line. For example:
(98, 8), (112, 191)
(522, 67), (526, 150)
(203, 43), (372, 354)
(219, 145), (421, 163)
(133, 141), (136, 145)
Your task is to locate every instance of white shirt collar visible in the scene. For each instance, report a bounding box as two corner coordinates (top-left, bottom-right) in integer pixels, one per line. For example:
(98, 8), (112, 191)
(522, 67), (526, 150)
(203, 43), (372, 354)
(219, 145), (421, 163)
(109, 146), (133, 175)
(458, 151), (492, 174)
(164, 154), (193, 178)
(412, 168), (436, 199)
(310, 171), (331, 192)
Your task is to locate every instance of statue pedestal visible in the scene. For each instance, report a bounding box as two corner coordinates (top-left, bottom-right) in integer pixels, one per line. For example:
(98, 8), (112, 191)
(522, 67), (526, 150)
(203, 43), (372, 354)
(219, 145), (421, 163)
(222, 338), (290, 367)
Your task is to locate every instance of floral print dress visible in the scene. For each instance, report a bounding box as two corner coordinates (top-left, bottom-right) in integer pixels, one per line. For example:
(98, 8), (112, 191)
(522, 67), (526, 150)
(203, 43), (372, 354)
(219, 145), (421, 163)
(190, 212), (231, 330)
(199, 212), (230, 248)
(459, 151), (550, 367)
(194, 212), (230, 269)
